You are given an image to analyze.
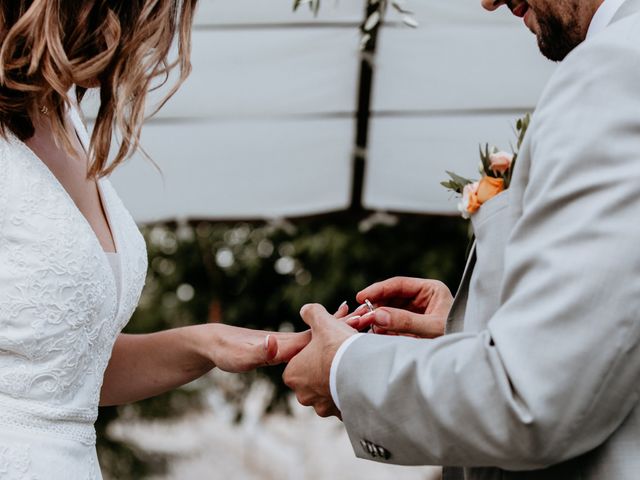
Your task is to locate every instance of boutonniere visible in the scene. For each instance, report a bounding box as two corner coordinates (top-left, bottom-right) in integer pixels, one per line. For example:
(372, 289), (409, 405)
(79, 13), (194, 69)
(441, 114), (531, 219)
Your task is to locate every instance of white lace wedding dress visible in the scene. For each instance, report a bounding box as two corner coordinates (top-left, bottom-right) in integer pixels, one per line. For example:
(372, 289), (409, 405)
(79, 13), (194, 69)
(0, 106), (148, 479)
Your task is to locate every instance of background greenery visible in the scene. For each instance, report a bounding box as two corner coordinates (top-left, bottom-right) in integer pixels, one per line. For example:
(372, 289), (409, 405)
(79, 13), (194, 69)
(97, 213), (470, 478)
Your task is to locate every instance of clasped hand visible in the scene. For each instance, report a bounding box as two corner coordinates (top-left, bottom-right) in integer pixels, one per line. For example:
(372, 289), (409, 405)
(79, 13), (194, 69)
(283, 277), (453, 418)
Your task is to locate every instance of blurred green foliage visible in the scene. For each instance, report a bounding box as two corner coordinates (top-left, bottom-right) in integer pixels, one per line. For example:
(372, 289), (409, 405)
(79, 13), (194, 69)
(97, 213), (469, 478)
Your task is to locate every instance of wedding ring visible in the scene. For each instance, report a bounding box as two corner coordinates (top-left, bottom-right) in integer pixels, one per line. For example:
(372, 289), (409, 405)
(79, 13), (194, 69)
(364, 299), (375, 313)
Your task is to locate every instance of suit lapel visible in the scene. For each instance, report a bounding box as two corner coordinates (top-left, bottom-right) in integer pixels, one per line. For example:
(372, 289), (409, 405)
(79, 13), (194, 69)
(445, 243), (476, 334)
(612, 0), (640, 23)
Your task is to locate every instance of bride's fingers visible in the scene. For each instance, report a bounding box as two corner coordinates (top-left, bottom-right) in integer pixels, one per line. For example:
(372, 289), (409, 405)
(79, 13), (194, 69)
(340, 307), (376, 331)
(264, 334), (278, 364)
(269, 331), (312, 364)
(334, 301), (350, 319)
(352, 303), (371, 316)
(344, 315), (362, 330)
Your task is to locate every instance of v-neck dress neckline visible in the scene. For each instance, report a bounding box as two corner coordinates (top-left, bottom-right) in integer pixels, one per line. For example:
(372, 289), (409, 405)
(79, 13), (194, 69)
(8, 102), (123, 307)
(14, 102), (119, 257)
(68, 102), (119, 256)
(105, 252), (122, 302)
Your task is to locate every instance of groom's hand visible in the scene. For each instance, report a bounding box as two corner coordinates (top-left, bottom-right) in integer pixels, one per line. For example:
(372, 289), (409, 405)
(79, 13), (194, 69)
(352, 277), (453, 338)
(283, 304), (356, 418)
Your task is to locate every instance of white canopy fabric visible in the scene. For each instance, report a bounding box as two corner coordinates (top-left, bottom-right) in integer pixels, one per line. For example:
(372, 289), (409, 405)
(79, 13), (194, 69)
(107, 119), (354, 220)
(365, 0), (556, 213)
(92, 0), (556, 223)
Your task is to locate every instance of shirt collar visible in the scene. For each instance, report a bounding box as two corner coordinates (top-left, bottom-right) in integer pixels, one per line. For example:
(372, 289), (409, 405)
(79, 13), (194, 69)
(587, 0), (627, 38)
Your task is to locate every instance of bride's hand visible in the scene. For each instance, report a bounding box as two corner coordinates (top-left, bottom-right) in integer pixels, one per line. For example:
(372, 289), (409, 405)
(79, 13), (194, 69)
(204, 325), (311, 373)
(202, 301), (354, 373)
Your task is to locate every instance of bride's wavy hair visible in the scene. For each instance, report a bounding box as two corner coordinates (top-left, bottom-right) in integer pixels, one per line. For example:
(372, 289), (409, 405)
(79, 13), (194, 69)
(0, 0), (198, 177)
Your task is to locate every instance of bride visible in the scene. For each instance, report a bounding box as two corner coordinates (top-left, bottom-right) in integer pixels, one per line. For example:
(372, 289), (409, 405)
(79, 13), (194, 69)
(0, 1), (317, 478)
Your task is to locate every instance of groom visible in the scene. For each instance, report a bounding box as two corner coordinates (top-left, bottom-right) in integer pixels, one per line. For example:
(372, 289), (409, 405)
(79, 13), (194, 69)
(284, 0), (640, 478)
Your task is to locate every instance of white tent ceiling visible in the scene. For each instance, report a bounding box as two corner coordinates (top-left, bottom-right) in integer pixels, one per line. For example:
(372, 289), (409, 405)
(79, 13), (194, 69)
(87, 0), (556, 223)
(365, 0), (555, 214)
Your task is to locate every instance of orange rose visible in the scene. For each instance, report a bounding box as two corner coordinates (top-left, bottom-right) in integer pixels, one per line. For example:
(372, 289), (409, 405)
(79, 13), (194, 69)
(467, 188), (481, 214)
(476, 176), (504, 204)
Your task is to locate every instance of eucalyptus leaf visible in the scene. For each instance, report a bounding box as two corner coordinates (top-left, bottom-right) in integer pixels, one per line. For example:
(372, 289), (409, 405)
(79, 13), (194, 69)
(445, 171), (473, 186)
(402, 14), (419, 28)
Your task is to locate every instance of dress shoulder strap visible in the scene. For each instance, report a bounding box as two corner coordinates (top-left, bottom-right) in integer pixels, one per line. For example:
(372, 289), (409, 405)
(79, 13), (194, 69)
(67, 90), (91, 152)
(0, 135), (11, 234)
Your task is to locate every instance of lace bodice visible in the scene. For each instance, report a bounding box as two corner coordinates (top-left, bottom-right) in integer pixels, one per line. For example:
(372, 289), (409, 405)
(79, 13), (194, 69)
(0, 113), (147, 448)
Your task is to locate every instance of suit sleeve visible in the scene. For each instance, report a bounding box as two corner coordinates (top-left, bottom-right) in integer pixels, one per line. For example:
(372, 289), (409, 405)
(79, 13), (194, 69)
(336, 35), (640, 470)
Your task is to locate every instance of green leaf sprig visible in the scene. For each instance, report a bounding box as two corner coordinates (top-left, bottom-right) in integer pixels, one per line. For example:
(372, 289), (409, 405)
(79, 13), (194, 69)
(441, 113), (531, 195)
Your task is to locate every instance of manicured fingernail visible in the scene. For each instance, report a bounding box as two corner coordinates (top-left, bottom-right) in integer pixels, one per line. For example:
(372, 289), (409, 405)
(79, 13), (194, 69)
(349, 315), (362, 322)
(362, 311), (375, 320)
(354, 304), (368, 314)
(344, 315), (361, 328)
(264, 334), (271, 351)
(375, 310), (390, 327)
(340, 300), (348, 309)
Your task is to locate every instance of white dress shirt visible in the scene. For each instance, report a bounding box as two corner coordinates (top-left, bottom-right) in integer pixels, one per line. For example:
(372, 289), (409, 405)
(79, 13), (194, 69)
(329, 0), (628, 412)
(587, 0), (626, 38)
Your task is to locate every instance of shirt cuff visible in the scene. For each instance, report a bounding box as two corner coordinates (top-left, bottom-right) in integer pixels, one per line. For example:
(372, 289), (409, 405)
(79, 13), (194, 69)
(329, 333), (365, 412)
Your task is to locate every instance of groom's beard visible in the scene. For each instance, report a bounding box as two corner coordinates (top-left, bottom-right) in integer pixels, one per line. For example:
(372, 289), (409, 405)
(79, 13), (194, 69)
(528, 0), (585, 62)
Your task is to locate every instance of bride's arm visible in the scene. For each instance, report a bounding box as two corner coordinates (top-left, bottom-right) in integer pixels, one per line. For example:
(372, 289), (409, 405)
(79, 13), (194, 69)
(99, 324), (311, 406)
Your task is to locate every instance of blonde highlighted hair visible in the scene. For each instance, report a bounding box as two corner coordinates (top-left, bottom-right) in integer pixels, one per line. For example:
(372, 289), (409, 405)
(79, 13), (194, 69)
(0, 0), (198, 177)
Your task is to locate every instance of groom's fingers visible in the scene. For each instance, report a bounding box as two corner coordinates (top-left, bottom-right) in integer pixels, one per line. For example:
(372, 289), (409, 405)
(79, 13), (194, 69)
(370, 307), (445, 339)
(356, 280), (388, 304)
(356, 277), (421, 304)
(300, 303), (338, 331)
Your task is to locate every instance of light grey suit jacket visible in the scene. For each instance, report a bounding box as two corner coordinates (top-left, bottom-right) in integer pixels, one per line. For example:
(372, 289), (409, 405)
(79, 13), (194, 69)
(336, 2), (640, 479)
